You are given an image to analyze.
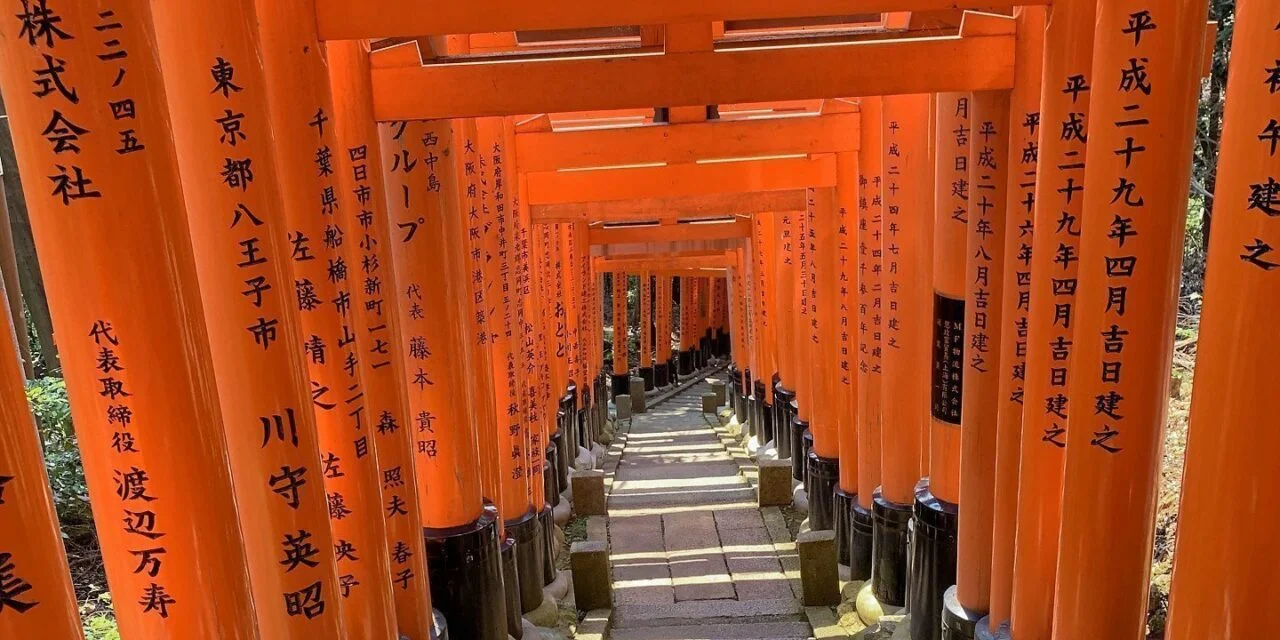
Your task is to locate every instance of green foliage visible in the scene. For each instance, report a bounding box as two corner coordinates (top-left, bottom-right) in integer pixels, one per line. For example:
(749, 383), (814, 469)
(1180, 197), (1208, 309)
(25, 376), (93, 526)
(80, 593), (120, 640)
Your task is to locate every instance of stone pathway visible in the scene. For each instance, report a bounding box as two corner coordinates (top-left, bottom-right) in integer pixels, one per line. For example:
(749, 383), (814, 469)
(605, 381), (814, 639)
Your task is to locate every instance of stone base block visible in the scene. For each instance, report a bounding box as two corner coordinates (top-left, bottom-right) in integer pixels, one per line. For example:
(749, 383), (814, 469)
(571, 470), (606, 516)
(570, 540), (613, 611)
(615, 396), (632, 420)
(797, 530), (840, 606)
(629, 377), (646, 413)
(701, 393), (719, 414)
(708, 379), (727, 406)
(758, 459), (793, 507)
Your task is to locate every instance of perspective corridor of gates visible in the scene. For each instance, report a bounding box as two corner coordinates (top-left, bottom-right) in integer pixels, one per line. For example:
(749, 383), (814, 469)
(0, 0), (1271, 639)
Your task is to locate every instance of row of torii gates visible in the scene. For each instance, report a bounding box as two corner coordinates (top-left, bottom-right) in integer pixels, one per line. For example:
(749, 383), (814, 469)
(0, 0), (1274, 639)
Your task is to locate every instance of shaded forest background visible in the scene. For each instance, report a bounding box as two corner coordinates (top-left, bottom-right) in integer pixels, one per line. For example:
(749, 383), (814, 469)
(0, 2), (1235, 637)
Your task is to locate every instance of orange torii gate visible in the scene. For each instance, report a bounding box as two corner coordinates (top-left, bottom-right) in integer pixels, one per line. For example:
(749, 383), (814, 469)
(0, 3), (1249, 640)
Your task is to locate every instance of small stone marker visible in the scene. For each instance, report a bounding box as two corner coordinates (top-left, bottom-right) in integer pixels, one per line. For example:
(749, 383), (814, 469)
(571, 540), (613, 611)
(571, 470), (606, 516)
(758, 459), (793, 507)
(702, 393), (719, 414)
(630, 377), (647, 413)
(798, 529), (840, 606)
(616, 395), (632, 420)
(708, 378), (727, 406)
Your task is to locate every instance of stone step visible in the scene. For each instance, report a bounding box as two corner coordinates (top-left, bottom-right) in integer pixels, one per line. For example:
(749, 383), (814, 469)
(612, 597), (805, 629)
(609, 621), (814, 639)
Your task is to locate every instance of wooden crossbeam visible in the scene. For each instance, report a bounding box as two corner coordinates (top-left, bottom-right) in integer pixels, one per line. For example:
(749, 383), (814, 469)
(595, 253), (733, 272)
(369, 25), (1015, 119)
(587, 219), (753, 244)
(532, 191), (805, 223)
(315, 0), (1044, 40)
(598, 249), (729, 261)
(606, 268), (730, 277)
(515, 112), (859, 172)
(526, 156), (834, 206)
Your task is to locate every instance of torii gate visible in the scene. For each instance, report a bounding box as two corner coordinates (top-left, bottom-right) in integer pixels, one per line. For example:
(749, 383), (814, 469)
(0, 3), (1259, 640)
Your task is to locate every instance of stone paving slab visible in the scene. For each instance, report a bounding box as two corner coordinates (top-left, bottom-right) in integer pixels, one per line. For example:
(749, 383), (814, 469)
(605, 376), (812, 638)
(610, 621), (815, 639)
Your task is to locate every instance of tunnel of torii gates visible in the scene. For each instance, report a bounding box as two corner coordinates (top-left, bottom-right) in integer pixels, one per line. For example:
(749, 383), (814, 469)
(0, 1), (1275, 640)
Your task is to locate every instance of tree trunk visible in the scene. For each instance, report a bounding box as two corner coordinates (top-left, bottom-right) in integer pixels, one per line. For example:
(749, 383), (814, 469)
(1200, 6), (1232, 248)
(0, 90), (60, 376)
(0, 179), (34, 378)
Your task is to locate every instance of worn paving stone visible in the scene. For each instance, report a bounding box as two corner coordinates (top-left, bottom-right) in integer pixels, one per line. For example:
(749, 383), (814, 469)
(605, 380), (812, 634)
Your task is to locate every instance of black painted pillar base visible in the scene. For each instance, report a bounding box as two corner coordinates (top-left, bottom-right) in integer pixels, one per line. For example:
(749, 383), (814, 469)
(746, 393), (759, 440)
(564, 386), (579, 462)
(871, 489), (913, 607)
(425, 509), (507, 640)
(654, 363), (670, 388)
(910, 480), (959, 640)
(941, 585), (982, 640)
(801, 429), (814, 486)
(668, 357), (679, 385)
(678, 350), (692, 375)
(806, 452), (840, 531)
(553, 412), (569, 491)
(507, 509), (545, 614)
(539, 505), (556, 584)
(833, 487), (855, 566)
(639, 366), (655, 391)
(501, 537), (522, 639)
(747, 378), (757, 445)
(773, 384), (795, 456)
(850, 500), (874, 581)
(737, 368), (751, 424)
(543, 458), (560, 509)
(790, 413), (808, 481)
(576, 408), (587, 452)
(611, 373), (631, 400)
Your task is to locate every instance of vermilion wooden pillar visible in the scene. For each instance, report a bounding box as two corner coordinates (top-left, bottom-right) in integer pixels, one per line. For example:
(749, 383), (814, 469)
(611, 272), (630, 398)
(1166, 2), (1280, 635)
(792, 203), (817, 480)
(730, 248), (751, 422)
(751, 215), (779, 447)
(1010, 2), (1095, 638)
(516, 161), (555, 589)
(928, 92), (970, 504)
(944, 90), (1012, 639)
(677, 275), (691, 374)
(774, 211), (801, 466)
(639, 270), (654, 389)
(0, 292), (80, 638)
(380, 115), (499, 640)
(0, 3), (258, 636)
(562, 222), (586, 457)
(257, 4), (399, 636)
(327, 42), (438, 639)
(911, 92), (970, 639)
(986, 8), (1046, 636)
(152, 1), (346, 635)
(482, 117), (544, 616)
(655, 275), (673, 387)
(460, 117), (524, 636)
(807, 187), (842, 532)
(849, 97), (884, 581)
(876, 94), (934, 608)
(1052, 1), (1207, 636)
